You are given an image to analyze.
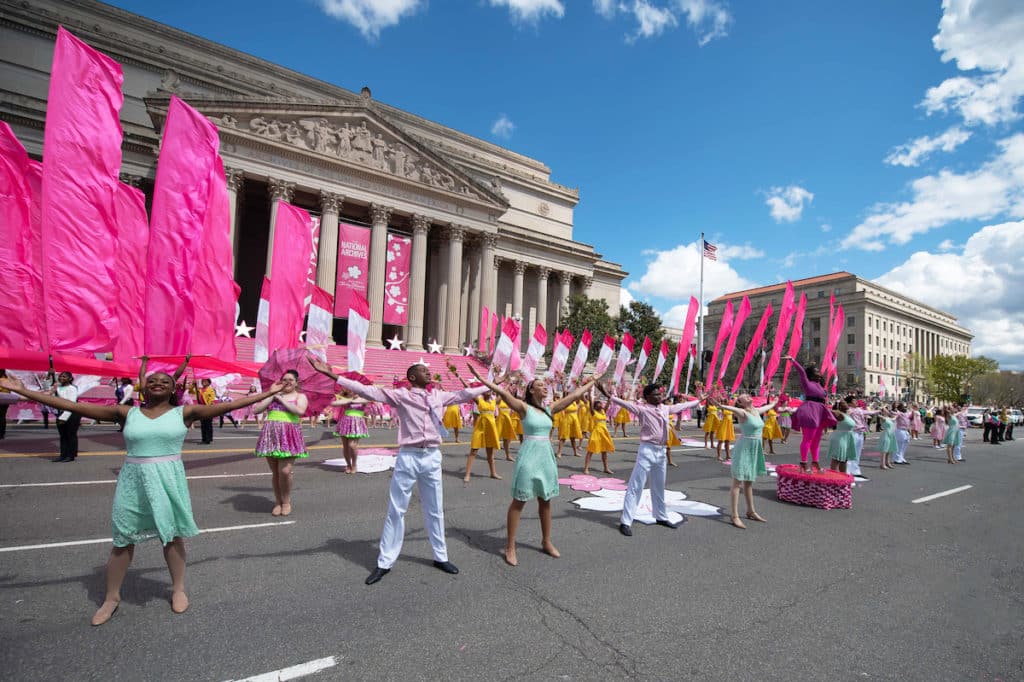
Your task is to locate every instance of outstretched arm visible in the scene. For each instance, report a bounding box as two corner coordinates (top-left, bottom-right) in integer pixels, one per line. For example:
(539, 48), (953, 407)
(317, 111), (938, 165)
(467, 365), (524, 415)
(172, 354), (191, 383)
(0, 376), (127, 423)
(756, 398), (780, 415)
(185, 383), (283, 421)
(551, 374), (603, 414)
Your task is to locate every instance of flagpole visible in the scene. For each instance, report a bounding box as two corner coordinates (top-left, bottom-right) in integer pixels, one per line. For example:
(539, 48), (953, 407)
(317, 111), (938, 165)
(698, 231), (705, 381)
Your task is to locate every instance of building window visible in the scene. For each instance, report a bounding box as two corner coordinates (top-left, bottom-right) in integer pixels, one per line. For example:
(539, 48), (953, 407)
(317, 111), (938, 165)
(847, 352), (856, 365)
(812, 338), (821, 348)
(847, 315), (855, 327)
(811, 318), (821, 331)
(846, 374), (856, 385)
(883, 321), (887, 332)
(875, 319), (880, 329)
(847, 333), (855, 344)
(817, 290), (825, 298)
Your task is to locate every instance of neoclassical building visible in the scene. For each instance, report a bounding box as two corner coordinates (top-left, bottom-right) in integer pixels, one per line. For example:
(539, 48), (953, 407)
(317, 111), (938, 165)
(0, 0), (626, 352)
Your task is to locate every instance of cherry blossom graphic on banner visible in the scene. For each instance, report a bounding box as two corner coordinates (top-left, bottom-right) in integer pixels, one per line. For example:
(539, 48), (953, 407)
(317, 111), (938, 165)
(333, 222), (370, 318)
(383, 232), (411, 325)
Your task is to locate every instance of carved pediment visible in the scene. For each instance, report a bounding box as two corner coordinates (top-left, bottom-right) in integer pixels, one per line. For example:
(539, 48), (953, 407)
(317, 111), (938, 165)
(143, 96), (507, 208)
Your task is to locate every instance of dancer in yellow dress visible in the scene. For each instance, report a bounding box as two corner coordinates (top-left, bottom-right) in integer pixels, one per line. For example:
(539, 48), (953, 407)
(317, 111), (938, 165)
(761, 407), (782, 455)
(464, 390), (500, 483)
(715, 403), (736, 462)
(442, 403), (463, 443)
(578, 395), (592, 439)
(612, 399), (631, 437)
(703, 403), (719, 449)
(557, 400), (583, 457)
(584, 401), (616, 474)
(497, 398), (518, 461)
(666, 423), (682, 467)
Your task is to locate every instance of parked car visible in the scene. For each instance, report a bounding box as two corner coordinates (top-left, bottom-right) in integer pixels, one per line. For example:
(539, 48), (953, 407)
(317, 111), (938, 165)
(965, 407), (988, 428)
(1010, 408), (1023, 426)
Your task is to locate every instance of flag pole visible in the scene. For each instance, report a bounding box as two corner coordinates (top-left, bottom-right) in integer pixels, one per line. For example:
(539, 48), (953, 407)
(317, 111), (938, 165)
(698, 231), (705, 381)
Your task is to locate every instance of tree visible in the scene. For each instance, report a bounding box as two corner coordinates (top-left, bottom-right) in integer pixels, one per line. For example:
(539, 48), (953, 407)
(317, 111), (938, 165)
(970, 370), (1024, 407)
(559, 293), (617, 362)
(617, 300), (665, 383)
(924, 355), (998, 403)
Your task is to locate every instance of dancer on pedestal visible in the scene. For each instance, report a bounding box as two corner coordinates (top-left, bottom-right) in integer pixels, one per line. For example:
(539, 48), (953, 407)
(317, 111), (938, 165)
(310, 357), (487, 585)
(714, 394), (778, 529)
(0, 370), (283, 625)
(781, 356), (837, 473)
(597, 381), (704, 536)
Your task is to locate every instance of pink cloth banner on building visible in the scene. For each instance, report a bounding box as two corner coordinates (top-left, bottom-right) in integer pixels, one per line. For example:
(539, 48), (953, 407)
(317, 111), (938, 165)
(145, 95), (219, 355)
(303, 215), (321, 311)
(731, 304), (773, 394)
(479, 306), (490, 352)
(705, 301), (734, 384)
(305, 286), (334, 361)
(780, 293), (808, 390)
(594, 335), (616, 377)
(41, 27), (123, 353)
(347, 293), (370, 374)
(254, 277), (271, 363)
(191, 156), (238, 360)
(568, 329), (592, 383)
(112, 182), (149, 363)
(762, 282), (796, 394)
(0, 122), (44, 350)
(269, 203), (315, 351)
(717, 296), (751, 385)
(612, 333), (635, 386)
(490, 312), (499, 352)
(334, 222), (370, 318)
(384, 232), (412, 325)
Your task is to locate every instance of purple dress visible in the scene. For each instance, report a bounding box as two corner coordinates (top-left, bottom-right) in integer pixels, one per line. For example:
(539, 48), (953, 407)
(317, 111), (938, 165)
(789, 361), (837, 431)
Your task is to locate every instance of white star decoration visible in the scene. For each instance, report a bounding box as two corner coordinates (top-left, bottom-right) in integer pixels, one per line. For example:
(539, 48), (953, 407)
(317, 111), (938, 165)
(387, 335), (404, 350)
(235, 320), (254, 338)
(463, 345), (474, 356)
(427, 340), (443, 354)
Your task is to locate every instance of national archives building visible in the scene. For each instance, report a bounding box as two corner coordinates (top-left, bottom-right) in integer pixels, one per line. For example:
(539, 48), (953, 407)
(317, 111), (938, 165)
(0, 0), (626, 352)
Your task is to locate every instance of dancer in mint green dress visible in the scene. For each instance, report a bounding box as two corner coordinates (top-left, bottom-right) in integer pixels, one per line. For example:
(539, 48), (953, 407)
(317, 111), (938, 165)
(716, 394), (779, 530)
(0, 370), (283, 626)
(467, 364), (603, 567)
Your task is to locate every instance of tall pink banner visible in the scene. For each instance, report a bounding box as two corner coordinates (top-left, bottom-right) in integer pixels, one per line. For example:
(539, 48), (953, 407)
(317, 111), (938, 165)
(762, 282), (795, 393)
(112, 183), (149, 364)
(305, 286), (334, 361)
(478, 306), (490, 352)
(384, 233), (411, 325)
(254, 277), (271, 363)
(677, 296), (699, 369)
(334, 222), (370, 317)
(668, 343), (683, 395)
(705, 301), (734, 384)
(631, 336), (654, 387)
(780, 293), (808, 390)
(717, 296), (752, 385)
(731, 304), (773, 393)
(568, 329), (592, 383)
(489, 317), (521, 380)
(192, 156), (238, 360)
(547, 330), (574, 378)
(145, 96), (220, 355)
(41, 27), (124, 353)
(489, 312), (499, 352)
(612, 333), (634, 386)
(0, 122), (44, 350)
(653, 339), (669, 382)
(268, 203), (314, 351)
(822, 304), (845, 385)
(594, 335), (616, 377)
(303, 216), (321, 311)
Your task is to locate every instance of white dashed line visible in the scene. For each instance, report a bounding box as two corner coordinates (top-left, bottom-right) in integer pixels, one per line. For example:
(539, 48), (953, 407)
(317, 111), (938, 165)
(912, 485), (973, 504)
(223, 656), (338, 681)
(0, 521), (295, 553)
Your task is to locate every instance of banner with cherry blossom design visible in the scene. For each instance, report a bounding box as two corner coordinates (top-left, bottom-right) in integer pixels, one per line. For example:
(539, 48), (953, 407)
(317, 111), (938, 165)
(383, 232), (411, 325)
(334, 222), (370, 318)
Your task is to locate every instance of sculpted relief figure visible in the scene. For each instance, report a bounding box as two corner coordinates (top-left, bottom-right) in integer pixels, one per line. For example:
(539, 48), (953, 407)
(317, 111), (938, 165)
(404, 158), (420, 182)
(250, 116), (283, 140)
(352, 121), (373, 154)
(218, 114), (238, 128)
(371, 133), (389, 168)
(283, 121), (305, 148)
(389, 145), (408, 176)
(301, 118), (333, 153)
(335, 123), (353, 156)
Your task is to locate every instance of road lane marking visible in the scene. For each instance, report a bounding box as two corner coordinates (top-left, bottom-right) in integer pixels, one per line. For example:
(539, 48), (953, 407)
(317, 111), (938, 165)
(912, 484), (973, 504)
(223, 656), (338, 681)
(0, 521), (295, 553)
(0, 472), (273, 489)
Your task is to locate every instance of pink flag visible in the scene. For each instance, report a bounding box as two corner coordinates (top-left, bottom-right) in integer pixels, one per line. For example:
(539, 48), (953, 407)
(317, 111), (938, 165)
(676, 296), (700, 370)
(731, 303), (773, 394)
(145, 95), (219, 355)
(490, 311), (499, 352)
(509, 321), (523, 372)
(303, 216), (321, 312)
(0, 122), (44, 350)
(668, 343), (683, 395)
(705, 301), (734, 384)
(568, 329), (592, 383)
(631, 336), (654, 387)
(191, 156), (238, 360)
(41, 27), (123, 353)
(347, 293), (370, 373)
(684, 344), (697, 395)
(717, 296), (751, 385)
(521, 324), (547, 382)
(780, 293), (808, 390)
(547, 329), (573, 378)
(305, 286), (334, 361)
(612, 333), (635, 385)
(822, 304), (844, 382)
(490, 317), (521, 380)
(653, 339), (669, 383)
(478, 306), (490, 352)
(268, 203), (315, 351)
(112, 182), (149, 364)
(334, 223), (371, 317)
(594, 334), (616, 376)
(384, 232), (412, 324)
(253, 277), (271, 363)
(762, 282), (796, 394)
(878, 376), (888, 397)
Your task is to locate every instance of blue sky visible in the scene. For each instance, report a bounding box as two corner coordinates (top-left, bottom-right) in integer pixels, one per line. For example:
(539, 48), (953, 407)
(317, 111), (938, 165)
(108, 0), (1024, 369)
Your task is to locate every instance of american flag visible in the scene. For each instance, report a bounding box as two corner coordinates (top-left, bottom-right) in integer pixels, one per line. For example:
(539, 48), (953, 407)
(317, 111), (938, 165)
(703, 239), (717, 261)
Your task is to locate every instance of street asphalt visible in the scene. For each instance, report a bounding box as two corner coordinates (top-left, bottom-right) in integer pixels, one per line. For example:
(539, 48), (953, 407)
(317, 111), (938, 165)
(0, 420), (1021, 681)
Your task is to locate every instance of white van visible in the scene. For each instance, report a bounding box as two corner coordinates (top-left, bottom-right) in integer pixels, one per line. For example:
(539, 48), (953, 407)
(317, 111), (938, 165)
(965, 406), (988, 428)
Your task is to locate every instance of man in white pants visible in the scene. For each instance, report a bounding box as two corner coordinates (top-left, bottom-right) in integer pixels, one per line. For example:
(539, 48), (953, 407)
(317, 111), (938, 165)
(597, 382), (701, 536)
(311, 358), (486, 585)
(893, 406), (912, 465)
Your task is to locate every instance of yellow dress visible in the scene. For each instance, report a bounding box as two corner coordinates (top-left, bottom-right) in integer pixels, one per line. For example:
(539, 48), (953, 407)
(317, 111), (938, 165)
(559, 401), (583, 439)
(552, 408), (563, 432)
(703, 405), (719, 434)
(442, 404), (463, 430)
(613, 404), (631, 425)
(667, 428), (681, 447)
(496, 400), (517, 440)
(578, 403), (592, 433)
(471, 398), (499, 449)
(511, 409), (523, 436)
(715, 409), (735, 442)
(762, 409), (782, 440)
(586, 411), (615, 453)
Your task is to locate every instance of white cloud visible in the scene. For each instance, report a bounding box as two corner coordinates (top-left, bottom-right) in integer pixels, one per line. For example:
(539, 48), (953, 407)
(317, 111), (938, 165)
(676, 0), (732, 46)
(717, 243), (764, 260)
(593, 0), (730, 45)
(317, 0), (423, 40)
(620, 287), (635, 309)
(938, 238), (958, 251)
(765, 185), (814, 223)
(875, 220), (1024, 370)
(922, 0), (1024, 127)
(489, 0), (565, 23)
(593, 0), (617, 19)
(491, 114), (516, 139)
(841, 133), (1024, 250)
(884, 127), (973, 167)
(628, 240), (758, 303)
(820, 223), (832, 232)
(626, 1), (677, 43)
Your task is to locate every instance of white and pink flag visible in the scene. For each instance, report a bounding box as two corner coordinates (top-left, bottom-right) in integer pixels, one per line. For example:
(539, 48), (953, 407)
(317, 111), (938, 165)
(268, 203), (315, 351)
(613, 333), (635, 386)
(347, 293), (370, 374)
(334, 222), (370, 317)
(489, 317), (521, 380)
(254, 277), (271, 364)
(302, 215), (321, 312)
(568, 329), (592, 383)
(520, 324), (546, 381)
(547, 329), (573, 378)
(384, 232), (411, 325)
(878, 376), (888, 398)
(305, 286), (334, 362)
(653, 339), (669, 383)
(478, 306), (490, 352)
(490, 311), (499, 352)
(41, 27), (123, 354)
(631, 336), (653, 387)
(668, 343), (683, 395)
(112, 182), (148, 364)
(594, 334), (616, 377)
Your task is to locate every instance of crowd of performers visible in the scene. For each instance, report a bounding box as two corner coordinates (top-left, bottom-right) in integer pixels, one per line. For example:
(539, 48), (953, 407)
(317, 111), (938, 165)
(0, 353), (982, 626)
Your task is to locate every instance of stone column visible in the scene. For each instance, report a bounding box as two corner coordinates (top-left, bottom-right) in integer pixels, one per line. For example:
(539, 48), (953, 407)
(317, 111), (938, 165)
(480, 233), (498, 315)
(316, 191), (343, 292)
(467, 247), (482, 349)
(224, 168), (244, 274)
(512, 260), (526, 319)
(265, 178), (295, 275)
(367, 203), (393, 347)
(407, 215), (431, 350)
(582, 276), (593, 298)
(558, 271), (573, 323)
(536, 266), (550, 338)
(459, 254), (472, 346)
(444, 225), (466, 352)
(493, 255), (504, 317)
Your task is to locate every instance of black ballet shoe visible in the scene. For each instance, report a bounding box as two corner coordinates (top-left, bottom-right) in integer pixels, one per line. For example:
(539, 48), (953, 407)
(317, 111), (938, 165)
(655, 518), (681, 529)
(365, 567), (390, 585)
(433, 560), (459, 575)
(618, 523), (633, 536)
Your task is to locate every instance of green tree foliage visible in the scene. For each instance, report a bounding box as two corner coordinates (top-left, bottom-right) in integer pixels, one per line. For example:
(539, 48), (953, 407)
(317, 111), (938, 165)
(559, 293), (617, 362)
(970, 370), (1024, 407)
(924, 354), (998, 403)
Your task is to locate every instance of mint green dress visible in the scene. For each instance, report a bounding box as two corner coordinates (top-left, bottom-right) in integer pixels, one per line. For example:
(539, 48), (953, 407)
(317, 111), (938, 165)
(827, 413), (857, 462)
(510, 407), (559, 501)
(879, 417), (897, 454)
(111, 407), (199, 547)
(731, 412), (767, 482)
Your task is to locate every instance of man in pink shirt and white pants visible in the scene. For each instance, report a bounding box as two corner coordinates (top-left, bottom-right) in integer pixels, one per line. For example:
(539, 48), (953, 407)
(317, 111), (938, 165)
(311, 358), (487, 585)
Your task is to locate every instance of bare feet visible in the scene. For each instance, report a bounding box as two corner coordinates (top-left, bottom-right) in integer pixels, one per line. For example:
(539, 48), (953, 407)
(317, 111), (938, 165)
(583, 469), (590, 475)
(171, 591), (189, 614)
(271, 505), (282, 516)
(504, 547), (518, 566)
(505, 457), (515, 462)
(91, 599), (119, 626)
(668, 462), (679, 467)
(730, 516), (746, 529)
(603, 468), (614, 474)
(542, 542), (560, 558)
(746, 511), (767, 523)
(280, 503), (292, 516)
(490, 473), (503, 480)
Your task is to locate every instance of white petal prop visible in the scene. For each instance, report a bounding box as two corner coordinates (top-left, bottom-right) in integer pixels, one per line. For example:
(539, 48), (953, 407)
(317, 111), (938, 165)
(323, 454), (397, 474)
(571, 488), (721, 522)
(666, 500), (722, 517)
(571, 496), (625, 512)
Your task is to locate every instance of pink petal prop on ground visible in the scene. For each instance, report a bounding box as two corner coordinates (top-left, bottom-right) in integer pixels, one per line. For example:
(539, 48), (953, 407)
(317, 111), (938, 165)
(358, 448), (398, 457)
(570, 481), (603, 492)
(596, 477), (625, 485)
(568, 474), (598, 482)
